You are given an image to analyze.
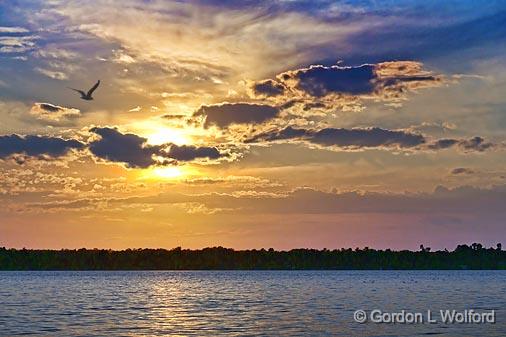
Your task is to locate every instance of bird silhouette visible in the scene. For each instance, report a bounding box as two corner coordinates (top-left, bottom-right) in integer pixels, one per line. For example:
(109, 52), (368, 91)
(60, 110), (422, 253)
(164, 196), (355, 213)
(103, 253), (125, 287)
(68, 80), (100, 100)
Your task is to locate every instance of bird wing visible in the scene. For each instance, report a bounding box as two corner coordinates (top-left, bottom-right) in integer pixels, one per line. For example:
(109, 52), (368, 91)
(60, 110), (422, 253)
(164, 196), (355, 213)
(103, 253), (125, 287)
(68, 87), (86, 96)
(87, 80), (100, 96)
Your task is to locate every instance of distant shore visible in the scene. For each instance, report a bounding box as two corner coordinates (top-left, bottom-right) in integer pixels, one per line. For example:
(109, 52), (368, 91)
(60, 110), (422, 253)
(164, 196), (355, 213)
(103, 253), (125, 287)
(1, 244), (504, 270)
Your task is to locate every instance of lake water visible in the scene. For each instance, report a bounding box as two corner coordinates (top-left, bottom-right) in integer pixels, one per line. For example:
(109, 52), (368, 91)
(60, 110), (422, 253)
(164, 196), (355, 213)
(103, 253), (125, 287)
(0, 271), (504, 336)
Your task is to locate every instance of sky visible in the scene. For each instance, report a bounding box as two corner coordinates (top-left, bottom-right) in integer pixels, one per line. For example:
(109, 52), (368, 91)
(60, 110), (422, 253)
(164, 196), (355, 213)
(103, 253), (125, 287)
(1, 0), (505, 250)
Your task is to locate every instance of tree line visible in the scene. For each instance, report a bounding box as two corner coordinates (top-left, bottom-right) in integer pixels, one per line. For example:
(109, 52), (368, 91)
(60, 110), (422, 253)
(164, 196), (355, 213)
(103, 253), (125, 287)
(0, 243), (504, 270)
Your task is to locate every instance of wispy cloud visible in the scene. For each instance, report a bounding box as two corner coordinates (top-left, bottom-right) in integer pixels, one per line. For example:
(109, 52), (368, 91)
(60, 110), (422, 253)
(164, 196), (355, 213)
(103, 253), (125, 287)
(0, 26), (29, 33)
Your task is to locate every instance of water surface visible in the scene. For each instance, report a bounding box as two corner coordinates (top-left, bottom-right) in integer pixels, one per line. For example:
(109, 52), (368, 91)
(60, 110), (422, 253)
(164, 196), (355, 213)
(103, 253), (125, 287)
(0, 271), (504, 336)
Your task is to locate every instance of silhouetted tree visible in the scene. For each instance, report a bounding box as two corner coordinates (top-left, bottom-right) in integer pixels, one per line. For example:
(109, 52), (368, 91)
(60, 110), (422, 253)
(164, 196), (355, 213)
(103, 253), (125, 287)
(0, 244), (504, 270)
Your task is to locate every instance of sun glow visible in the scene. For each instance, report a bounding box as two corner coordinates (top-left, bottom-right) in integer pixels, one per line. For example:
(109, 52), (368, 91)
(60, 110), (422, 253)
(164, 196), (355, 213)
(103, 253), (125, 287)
(152, 167), (183, 178)
(128, 120), (191, 146)
(147, 128), (189, 146)
(140, 166), (184, 180)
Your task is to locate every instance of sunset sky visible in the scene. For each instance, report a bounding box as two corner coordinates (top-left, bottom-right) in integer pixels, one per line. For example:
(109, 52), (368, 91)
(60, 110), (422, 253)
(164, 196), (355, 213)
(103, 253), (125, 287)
(1, 0), (505, 250)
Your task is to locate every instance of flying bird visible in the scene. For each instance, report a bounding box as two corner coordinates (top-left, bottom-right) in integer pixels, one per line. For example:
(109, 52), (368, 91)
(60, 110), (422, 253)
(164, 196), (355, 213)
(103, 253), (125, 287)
(68, 80), (101, 101)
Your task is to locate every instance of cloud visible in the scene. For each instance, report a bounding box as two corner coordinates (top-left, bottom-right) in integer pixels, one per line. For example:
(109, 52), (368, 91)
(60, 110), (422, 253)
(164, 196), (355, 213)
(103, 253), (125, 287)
(458, 136), (495, 152)
(111, 49), (136, 64)
(427, 136), (496, 152)
(284, 63), (376, 96)
(250, 61), (445, 105)
(427, 138), (459, 150)
(248, 126), (500, 154)
(162, 114), (190, 120)
(0, 23), (36, 56)
(117, 184), (506, 216)
(29, 103), (81, 126)
(408, 122), (457, 136)
(247, 126), (426, 150)
(166, 144), (221, 161)
(0, 26), (29, 33)
(128, 106), (141, 112)
(34, 67), (68, 80)
(251, 79), (287, 97)
(183, 175), (280, 188)
(451, 168), (475, 175)
(11, 180), (506, 223)
(0, 35), (37, 54)
(0, 134), (84, 159)
(32, 48), (78, 60)
(89, 127), (166, 168)
(194, 103), (280, 128)
(89, 127), (223, 168)
(37, 103), (61, 113)
(348, 10), (506, 65)
(48, 0), (377, 84)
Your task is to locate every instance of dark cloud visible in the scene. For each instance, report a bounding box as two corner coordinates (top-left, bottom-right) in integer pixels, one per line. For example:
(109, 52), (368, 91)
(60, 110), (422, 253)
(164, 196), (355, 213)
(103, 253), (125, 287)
(248, 126), (499, 154)
(247, 126), (426, 149)
(310, 128), (426, 148)
(247, 126), (309, 143)
(428, 136), (495, 152)
(427, 138), (459, 150)
(458, 136), (494, 152)
(89, 127), (163, 168)
(286, 64), (376, 97)
(250, 61), (444, 101)
(166, 144), (221, 161)
(303, 102), (326, 111)
(0, 134), (84, 159)
(89, 127), (223, 168)
(38, 103), (61, 112)
(451, 167), (474, 175)
(194, 103), (280, 128)
(251, 79), (286, 97)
